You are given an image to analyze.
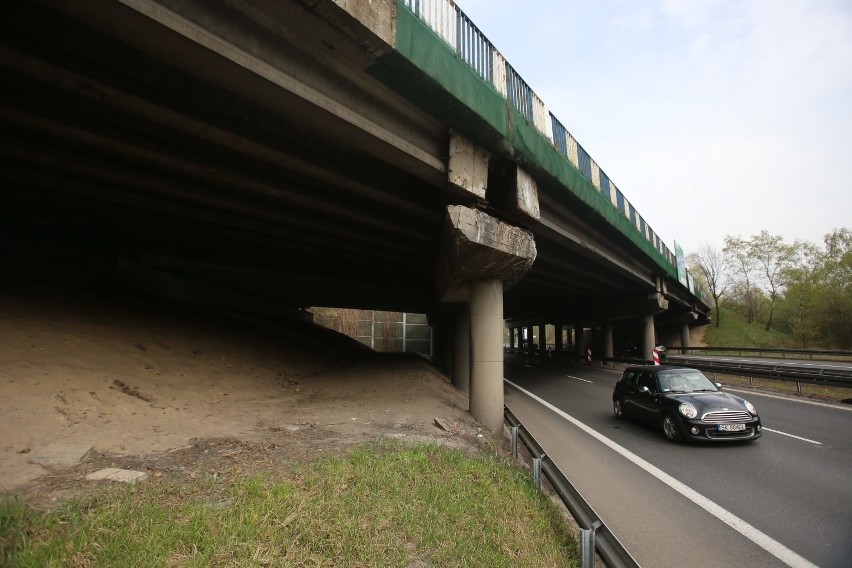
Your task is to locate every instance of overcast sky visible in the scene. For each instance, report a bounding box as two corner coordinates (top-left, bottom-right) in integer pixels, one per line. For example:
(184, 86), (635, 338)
(453, 0), (852, 254)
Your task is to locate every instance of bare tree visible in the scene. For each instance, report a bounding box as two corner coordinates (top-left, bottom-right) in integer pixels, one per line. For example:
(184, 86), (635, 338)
(337, 309), (361, 341)
(723, 235), (760, 324)
(688, 244), (729, 328)
(381, 312), (402, 351)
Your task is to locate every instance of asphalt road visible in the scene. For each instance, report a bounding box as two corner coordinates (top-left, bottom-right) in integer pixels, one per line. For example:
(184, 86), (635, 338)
(503, 356), (852, 568)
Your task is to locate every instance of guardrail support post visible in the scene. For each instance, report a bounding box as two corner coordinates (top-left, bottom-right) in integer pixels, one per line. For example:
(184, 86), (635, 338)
(796, 381), (803, 394)
(532, 457), (541, 490)
(511, 426), (519, 458)
(581, 520), (602, 568)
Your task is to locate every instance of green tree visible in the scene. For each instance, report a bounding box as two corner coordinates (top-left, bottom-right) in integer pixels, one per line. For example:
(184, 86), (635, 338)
(778, 241), (822, 348)
(749, 231), (798, 332)
(688, 244), (729, 328)
(816, 228), (852, 348)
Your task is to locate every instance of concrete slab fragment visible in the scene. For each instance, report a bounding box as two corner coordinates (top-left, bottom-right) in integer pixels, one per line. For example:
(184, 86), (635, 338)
(86, 468), (148, 483)
(29, 444), (92, 466)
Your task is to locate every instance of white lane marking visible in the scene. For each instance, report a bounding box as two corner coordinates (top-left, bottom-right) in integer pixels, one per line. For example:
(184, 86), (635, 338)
(763, 428), (822, 445)
(566, 375), (593, 383)
(505, 379), (819, 568)
(724, 387), (852, 411)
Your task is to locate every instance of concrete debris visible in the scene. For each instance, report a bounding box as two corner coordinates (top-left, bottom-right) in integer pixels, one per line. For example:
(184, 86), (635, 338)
(29, 444), (92, 466)
(86, 468), (148, 483)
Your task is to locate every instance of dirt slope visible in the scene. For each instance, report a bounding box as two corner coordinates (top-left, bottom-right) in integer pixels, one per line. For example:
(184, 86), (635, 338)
(0, 281), (484, 507)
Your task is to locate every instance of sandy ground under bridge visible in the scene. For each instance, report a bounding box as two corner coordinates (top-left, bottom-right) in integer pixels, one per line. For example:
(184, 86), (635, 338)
(0, 280), (488, 508)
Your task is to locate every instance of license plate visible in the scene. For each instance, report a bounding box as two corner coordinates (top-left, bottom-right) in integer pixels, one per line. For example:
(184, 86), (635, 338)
(718, 424), (746, 432)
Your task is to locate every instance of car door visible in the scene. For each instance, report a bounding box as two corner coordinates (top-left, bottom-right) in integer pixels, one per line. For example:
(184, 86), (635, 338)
(630, 372), (661, 421)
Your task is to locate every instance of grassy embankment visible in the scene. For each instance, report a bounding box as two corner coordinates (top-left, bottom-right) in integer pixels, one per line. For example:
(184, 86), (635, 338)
(700, 308), (850, 403)
(1, 441), (580, 567)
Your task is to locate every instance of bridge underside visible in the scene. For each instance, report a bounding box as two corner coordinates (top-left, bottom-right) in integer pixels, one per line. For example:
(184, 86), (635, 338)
(0, 0), (706, 332)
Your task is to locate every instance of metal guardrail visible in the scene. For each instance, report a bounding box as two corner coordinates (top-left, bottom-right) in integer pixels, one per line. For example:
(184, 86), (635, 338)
(603, 353), (852, 391)
(670, 346), (852, 360)
(662, 357), (852, 390)
(504, 406), (641, 568)
(506, 349), (852, 390)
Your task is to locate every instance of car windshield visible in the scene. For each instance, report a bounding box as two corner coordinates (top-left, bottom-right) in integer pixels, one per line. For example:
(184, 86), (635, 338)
(657, 370), (718, 394)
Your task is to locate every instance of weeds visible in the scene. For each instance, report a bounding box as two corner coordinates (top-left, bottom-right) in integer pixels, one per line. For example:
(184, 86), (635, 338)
(1, 442), (579, 567)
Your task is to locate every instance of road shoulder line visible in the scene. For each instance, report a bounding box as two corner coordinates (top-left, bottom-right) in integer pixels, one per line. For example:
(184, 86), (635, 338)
(505, 378), (818, 568)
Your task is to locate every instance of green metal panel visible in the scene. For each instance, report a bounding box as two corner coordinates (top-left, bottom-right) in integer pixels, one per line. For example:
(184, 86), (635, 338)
(367, 2), (677, 279)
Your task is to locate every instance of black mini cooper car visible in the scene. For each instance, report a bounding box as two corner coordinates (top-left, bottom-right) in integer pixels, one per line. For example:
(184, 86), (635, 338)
(613, 365), (762, 442)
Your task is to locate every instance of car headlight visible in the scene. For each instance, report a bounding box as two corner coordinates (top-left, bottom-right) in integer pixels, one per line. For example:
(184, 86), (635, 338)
(678, 402), (698, 419)
(744, 400), (757, 415)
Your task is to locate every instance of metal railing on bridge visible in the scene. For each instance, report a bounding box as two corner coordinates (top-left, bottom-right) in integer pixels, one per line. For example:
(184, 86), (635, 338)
(401, 0), (706, 302)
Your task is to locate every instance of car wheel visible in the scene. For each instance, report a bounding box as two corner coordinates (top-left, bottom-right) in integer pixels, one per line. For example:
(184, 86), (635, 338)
(662, 414), (683, 443)
(613, 398), (627, 420)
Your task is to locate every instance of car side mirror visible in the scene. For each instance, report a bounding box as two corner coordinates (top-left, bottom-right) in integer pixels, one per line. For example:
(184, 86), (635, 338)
(714, 382), (722, 389)
(638, 386), (650, 394)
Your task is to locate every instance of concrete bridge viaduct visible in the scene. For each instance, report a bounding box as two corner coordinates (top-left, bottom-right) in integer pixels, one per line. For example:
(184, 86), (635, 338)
(0, 0), (710, 430)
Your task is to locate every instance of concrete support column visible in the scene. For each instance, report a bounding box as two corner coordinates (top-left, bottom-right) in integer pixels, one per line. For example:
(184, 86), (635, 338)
(575, 324), (585, 359)
(603, 320), (614, 367)
(469, 279), (504, 432)
(452, 303), (471, 393)
(680, 323), (691, 352)
(526, 325), (535, 356)
(554, 324), (563, 353)
(538, 324), (547, 356)
(641, 314), (656, 362)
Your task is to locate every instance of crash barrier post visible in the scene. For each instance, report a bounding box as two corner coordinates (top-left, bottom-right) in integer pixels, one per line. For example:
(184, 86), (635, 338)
(504, 406), (641, 568)
(511, 425), (519, 458)
(652, 348), (661, 365)
(581, 521), (603, 568)
(586, 347), (592, 365)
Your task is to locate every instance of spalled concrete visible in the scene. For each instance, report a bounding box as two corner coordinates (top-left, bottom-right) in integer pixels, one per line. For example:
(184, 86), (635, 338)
(438, 205), (536, 299)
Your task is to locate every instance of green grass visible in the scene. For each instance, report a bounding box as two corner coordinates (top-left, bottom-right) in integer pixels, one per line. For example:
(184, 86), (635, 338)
(703, 307), (794, 348)
(1, 442), (580, 567)
(699, 307), (851, 404)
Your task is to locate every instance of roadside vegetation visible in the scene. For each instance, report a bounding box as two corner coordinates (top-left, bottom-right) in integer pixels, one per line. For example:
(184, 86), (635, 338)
(686, 228), (851, 403)
(697, 304), (850, 404)
(701, 306), (794, 348)
(1, 441), (580, 568)
(689, 228), (850, 350)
